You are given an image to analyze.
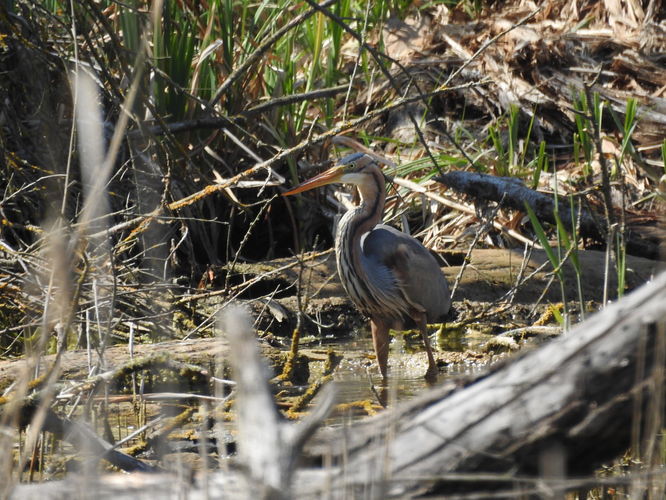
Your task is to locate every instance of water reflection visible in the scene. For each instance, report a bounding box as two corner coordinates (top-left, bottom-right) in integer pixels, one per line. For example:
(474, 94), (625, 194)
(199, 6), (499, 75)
(317, 328), (484, 423)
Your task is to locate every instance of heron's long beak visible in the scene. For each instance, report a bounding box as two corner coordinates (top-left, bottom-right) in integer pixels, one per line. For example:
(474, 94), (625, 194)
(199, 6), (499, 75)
(282, 166), (345, 196)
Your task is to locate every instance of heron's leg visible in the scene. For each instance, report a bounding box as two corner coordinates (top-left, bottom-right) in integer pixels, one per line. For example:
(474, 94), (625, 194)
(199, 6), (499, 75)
(412, 310), (438, 382)
(370, 318), (390, 381)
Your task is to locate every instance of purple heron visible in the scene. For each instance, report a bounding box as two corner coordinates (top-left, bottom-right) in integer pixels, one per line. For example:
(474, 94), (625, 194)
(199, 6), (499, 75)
(283, 153), (450, 381)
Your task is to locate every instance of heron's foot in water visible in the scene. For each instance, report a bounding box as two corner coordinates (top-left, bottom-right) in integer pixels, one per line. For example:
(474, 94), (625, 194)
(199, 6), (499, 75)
(424, 364), (439, 384)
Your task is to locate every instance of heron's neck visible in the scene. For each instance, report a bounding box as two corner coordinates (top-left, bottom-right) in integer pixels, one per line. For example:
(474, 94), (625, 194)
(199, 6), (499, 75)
(335, 167), (385, 273)
(334, 166), (387, 315)
(350, 167), (385, 236)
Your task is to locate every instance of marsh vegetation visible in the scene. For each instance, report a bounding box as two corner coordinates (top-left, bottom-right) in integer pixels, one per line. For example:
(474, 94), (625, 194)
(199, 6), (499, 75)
(0, 0), (664, 497)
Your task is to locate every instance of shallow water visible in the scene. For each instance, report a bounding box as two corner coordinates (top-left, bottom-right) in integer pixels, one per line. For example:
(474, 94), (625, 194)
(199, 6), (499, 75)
(312, 328), (489, 420)
(28, 327), (493, 479)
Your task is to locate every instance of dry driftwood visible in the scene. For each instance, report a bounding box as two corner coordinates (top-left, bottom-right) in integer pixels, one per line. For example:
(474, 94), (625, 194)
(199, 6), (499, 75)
(11, 269), (666, 499)
(435, 171), (601, 237)
(435, 170), (662, 259)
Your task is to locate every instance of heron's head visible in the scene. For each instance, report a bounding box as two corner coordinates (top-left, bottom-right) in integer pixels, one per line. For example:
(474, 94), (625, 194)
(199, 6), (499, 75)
(282, 153), (378, 196)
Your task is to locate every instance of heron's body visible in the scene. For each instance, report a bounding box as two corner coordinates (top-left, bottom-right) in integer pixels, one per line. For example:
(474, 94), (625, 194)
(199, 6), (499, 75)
(284, 153), (450, 380)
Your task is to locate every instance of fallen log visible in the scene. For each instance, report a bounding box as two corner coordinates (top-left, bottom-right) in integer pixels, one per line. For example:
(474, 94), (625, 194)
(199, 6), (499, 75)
(10, 270), (666, 499)
(435, 170), (602, 239)
(232, 248), (658, 337)
(435, 170), (662, 260)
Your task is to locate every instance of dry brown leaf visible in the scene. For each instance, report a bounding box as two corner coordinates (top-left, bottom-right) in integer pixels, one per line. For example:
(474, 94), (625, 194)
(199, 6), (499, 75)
(382, 15), (433, 64)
